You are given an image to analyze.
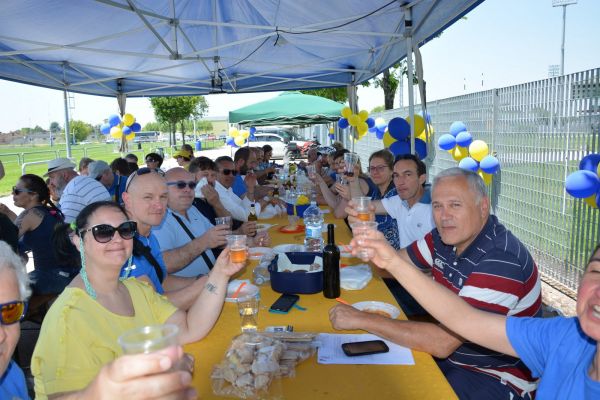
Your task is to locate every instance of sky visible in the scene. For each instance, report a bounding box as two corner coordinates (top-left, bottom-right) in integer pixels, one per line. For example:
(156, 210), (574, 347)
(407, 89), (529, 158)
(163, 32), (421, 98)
(0, 0), (598, 133)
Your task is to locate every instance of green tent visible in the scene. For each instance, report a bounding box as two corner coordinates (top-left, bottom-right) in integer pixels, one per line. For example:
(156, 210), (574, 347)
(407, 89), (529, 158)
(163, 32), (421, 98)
(229, 91), (343, 126)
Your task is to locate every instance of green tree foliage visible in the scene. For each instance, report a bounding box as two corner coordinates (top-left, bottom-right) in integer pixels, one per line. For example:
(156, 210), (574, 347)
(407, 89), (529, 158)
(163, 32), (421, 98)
(143, 121), (169, 132)
(363, 60), (417, 110)
(300, 88), (347, 103)
(371, 105), (385, 113)
(149, 96), (208, 146)
(49, 121), (61, 133)
(69, 120), (94, 142)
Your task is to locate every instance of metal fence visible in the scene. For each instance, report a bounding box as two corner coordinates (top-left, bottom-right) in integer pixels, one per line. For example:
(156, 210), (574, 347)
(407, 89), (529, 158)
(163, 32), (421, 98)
(353, 68), (600, 294)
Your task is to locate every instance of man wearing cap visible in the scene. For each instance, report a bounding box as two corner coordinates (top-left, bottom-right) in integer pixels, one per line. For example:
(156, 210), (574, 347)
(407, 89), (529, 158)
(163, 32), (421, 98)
(87, 160), (127, 204)
(45, 158), (110, 223)
(173, 149), (193, 170)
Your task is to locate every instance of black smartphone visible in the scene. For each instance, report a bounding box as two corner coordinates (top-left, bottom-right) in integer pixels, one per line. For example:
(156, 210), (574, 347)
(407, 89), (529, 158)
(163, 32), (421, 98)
(269, 294), (300, 313)
(342, 340), (390, 357)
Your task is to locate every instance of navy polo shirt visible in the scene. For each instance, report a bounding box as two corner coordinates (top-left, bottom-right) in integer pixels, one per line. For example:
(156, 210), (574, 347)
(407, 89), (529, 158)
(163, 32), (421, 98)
(120, 233), (167, 294)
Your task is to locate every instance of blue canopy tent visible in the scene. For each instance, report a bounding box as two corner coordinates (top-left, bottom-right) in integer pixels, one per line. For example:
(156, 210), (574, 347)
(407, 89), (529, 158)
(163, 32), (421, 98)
(0, 0), (484, 154)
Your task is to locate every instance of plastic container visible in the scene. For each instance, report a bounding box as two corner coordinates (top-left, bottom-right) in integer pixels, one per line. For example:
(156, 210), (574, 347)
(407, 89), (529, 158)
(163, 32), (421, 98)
(195, 140), (201, 151)
(268, 252), (323, 294)
(286, 203), (309, 217)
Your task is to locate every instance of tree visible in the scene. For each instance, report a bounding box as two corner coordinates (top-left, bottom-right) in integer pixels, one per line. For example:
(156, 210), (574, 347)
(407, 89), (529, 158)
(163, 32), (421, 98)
(363, 60), (418, 110)
(150, 96), (206, 146)
(69, 120), (93, 142)
(143, 121), (168, 132)
(300, 87), (347, 103)
(49, 121), (61, 133)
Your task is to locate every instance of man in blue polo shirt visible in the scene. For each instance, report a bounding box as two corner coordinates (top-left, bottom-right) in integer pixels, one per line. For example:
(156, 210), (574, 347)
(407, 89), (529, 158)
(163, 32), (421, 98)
(87, 160), (127, 204)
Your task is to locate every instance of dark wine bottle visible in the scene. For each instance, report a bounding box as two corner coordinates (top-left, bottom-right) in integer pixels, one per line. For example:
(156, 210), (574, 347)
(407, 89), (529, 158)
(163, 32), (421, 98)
(323, 223), (340, 298)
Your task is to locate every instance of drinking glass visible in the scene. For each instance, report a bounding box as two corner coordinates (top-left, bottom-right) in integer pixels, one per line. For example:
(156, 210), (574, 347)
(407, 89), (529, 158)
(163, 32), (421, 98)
(226, 234), (248, 264)
(118, 324), (179, 355)
(306, 164), (317, 180)
(236, 295), (260, 332)
(215, 216), (233, 235)
(354, 196), (373, 222)
(350, 221), (379, 259)
(343, 153), (360, 177)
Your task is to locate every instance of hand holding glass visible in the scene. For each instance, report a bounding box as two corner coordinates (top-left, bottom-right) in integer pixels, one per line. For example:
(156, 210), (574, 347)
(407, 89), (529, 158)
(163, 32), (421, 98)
(354, 197), (373, 222)
(350, 221), (379, 260)
(215, 216), (233, 235)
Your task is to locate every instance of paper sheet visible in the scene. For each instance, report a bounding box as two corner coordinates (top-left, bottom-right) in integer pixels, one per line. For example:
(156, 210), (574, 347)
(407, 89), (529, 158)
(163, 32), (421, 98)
(317, 333), (415, 365)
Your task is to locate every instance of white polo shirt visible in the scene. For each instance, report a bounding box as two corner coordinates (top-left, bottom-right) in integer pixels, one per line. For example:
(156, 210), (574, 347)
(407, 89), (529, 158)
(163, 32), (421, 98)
(214, 181), (261, 221)
(381, 189), (434, 249)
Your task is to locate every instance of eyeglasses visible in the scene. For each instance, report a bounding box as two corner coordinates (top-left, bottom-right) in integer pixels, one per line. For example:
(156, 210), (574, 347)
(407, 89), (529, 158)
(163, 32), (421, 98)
(1, 301), (28, 325)
(80, 221), (137, 243)
(12, 186), (33, 195)
(220, 168), (238, 176)
(167, 180), (197, 190)
(367, 165), (389, 174)
(125, 167), (165, 192)
(145, 158), (158, 163)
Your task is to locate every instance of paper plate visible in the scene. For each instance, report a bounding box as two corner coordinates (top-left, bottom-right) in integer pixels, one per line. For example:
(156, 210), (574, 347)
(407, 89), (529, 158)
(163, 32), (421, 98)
(225, 281), (260, 302)
(352, 301), (400, 319)
(273, 244), (306, 254)
(248, 247), (274, 260)
(256, 223), (274, 232)
(279, 225), (305, 234)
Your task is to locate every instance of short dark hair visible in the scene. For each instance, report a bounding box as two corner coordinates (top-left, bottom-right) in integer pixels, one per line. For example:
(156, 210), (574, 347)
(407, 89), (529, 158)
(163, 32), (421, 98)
(369, 149), (394, 170)
(262, 145), (273, 153)
(79, 157), (94, 172)
(124, 153), (138, 163)
(181, 144), (194, 154)
(144, 152), (163, 167)
(234, 147), (251, 164)
(333, 148), (350, 161)
(189, 156), (217, 173)
(394, 154), (426, 176)
(215, 156), (234, 169)
(110, 157), (130, 176)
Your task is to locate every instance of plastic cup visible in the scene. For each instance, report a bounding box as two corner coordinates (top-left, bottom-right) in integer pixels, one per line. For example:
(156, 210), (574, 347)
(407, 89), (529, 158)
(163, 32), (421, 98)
(215, 216), (233, 235)
(118, 324), (179, 355)
(343, 153), (360, 177)
(350, 221), (379, 259)
(354, 196), (373, 222)
(306, 164), (317, 180)
(227, 234), (248, 264)
(236, 295), (260, 332)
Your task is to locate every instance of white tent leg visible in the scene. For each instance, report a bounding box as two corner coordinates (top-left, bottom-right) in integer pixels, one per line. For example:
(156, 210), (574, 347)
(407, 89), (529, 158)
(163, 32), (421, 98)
(346, 77), (358, 152)
(117, 92), (128, 153)
(63, 90), (72, 159)
(405, 6), (415, 155)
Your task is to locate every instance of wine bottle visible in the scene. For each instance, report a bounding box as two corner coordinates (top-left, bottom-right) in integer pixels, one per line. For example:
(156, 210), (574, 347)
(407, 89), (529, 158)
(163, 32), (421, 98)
(248, 203), (258, 237)
(323, 223), (340, 298)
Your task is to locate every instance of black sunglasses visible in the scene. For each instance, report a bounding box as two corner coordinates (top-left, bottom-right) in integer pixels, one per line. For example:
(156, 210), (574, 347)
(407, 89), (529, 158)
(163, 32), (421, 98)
(0, 300), (28, 325)
(145, 158), (158, 163)
(125, 167), (165, 192)
(12, 186), (33, 195)
(220, 168), (238, 176)
(80, 221), (137, 243)
(167, 180), (197, 190)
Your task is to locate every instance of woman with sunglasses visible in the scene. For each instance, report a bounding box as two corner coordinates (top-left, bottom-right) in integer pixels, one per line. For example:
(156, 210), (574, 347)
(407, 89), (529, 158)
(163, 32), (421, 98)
(0, 174), (77, 296)
(31, 201), (245, 399)
(144, 152), (164, 170)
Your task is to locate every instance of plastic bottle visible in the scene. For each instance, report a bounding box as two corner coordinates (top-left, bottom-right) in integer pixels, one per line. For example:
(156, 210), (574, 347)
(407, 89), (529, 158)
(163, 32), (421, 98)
(303, 193), (324, 252)
(323, 224), (340, 298)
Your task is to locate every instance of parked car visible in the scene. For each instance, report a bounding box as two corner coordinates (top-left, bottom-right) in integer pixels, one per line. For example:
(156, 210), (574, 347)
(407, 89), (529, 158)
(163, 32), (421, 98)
(250, 133), (288, 159)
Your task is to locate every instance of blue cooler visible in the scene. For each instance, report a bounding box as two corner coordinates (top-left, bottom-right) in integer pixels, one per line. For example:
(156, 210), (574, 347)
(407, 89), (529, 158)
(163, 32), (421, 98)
(286, 203), (309, 218)
(268, 252), (323, 294)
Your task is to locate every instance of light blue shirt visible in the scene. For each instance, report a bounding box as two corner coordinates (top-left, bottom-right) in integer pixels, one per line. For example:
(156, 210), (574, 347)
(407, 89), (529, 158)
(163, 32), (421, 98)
(152, 207), (216, 277)
(0, 360), (29, 399)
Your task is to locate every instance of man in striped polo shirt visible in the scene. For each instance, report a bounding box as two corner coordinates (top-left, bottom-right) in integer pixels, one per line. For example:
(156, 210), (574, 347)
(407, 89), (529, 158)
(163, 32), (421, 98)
(331, 168), (541, 399)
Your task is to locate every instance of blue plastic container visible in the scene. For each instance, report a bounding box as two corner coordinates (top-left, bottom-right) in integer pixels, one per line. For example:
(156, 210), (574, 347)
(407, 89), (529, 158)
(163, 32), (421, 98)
(286, 203), (309, 218)
(268, 252), (323, 294)
(195, 140), (202, 151)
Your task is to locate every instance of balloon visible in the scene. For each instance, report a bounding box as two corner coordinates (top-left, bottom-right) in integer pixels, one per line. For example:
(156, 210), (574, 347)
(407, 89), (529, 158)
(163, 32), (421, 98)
(229, 127), (239, 137)
(358, 110), (369, 121)
(108, 114), (121, 128)
(478, 170), (493, 185)
(125, 132), (135, 141)
(405, 115), (426, 137)
(375, 118), (387, 132)
(415, 138), (427, 160)
(234, 136), (246, 147)
(419, 111), (432, 123)
(100, 123), (110, 135)
(249, 127), (257, 134)
(110, 126), (122, 139)
(357, 122), (368, 135)
(450, 146), (468, 161)
(417, 130), (427, 142)
(438, 134), (456, 151)
(376, 130), (385, 140)
(565, 170), (600, 198)
(458, 157), (479, 172)
(579, 153), (600, 173)
(341, 107), (352, 119)
(130, 122), (141, 132)
(388, 117), (411, 141)
(241, 130), (250, 139)
(122, 113), (135, 126)
(469, 140), (489, 162)
(480, 155), (500, 174)
(348, 114), (360, 127)
(584, 194), (598, 209)
(328, 133), (335, 140)
(383, 131), (396, 148)
(455, 131), (473, 148)
(338, 118), (349, 129)
(389, 140), (411, 156)
(366, 117), (375, 128)
(368, 125), (378, 133)
(122, 126), (132, 135)
(226, 137), (235, 146)
(329, 127), (334, 134)
(449, 121), (467, 137)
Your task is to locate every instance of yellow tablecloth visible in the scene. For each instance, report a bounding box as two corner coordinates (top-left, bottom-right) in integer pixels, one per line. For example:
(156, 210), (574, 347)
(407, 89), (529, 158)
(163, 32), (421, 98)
(185, 211), (456, 399)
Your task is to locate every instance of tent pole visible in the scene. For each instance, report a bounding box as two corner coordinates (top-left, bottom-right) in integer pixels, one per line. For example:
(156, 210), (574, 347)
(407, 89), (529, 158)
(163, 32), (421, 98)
(346, 74), (358, 153)
(405, 6), (415, 155)
(117, 90), (127, 153)
(63, 90), (72, 159)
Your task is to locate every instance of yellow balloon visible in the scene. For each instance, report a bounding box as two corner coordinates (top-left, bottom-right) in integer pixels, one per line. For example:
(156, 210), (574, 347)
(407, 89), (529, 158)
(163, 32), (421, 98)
(450, 146), (468, 161)
(426, 124), (435, 135)
(341, 107), (352, 119)
(406, 115), (426, 136)
(417, 130), (427, 142)
(229, 128), (239, 138)
(110, 126), (122, 139)
(241, 130), (250, 139)
(383, 130), (396, 148)
(585, 194), (598, 208)
(478, 169), (493, 185)
(348, 114), (360, 127)
(123, 113), (135, 126)
(329, 127), (334, 134)
(357, 122), (368, 135)
(358, 110), (369, 121)
(234, 136), (246, 147)
(125, 132), (135, 141)
(597, 163), (600, 177)
(469, 140), (489, 162)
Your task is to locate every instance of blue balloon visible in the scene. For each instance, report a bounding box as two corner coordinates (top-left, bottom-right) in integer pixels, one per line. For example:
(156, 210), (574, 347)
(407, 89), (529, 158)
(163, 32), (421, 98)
(438, 134), (456, 151)
(458, 157), (479, 172)
(565, 170), (600, 198)
(130, 122), (141, 132)
(249, 133), (256, 141)
(376, 130), (384, 140)
(455, 131), (473, 147)
(366, 117), (375, 128)
(338, 118), (349, 129)
(480, 155), (500, 174)
(108, 114), (121, 128)
(388, 117), (411, 141)
(249, 127), (257, 134)
(449, 121), (467, 137)
(368, 126), (377, 133)
(226, 137), (235, 146)
(419, 111), (432, 123)
(389, 140), (411, 156)
(415, 138), (427, 160)
(579, 153), (600, 173)
(100, 123), (111, 135)
(122, 126), (132, 135)
(328, 133), (335, 140)
(375, 121), (387, 132)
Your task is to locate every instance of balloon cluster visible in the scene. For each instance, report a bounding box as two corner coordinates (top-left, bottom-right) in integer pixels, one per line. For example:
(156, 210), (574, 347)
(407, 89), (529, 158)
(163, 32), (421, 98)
(565, 154), (600, 208)
(438, 121), (499, 185)
(381, 114), (433, 159)
(337, 107), (374, 141)
(100, 113), (141, 141)
(328, 127), (334, 141)
(226, 127), (250, 148)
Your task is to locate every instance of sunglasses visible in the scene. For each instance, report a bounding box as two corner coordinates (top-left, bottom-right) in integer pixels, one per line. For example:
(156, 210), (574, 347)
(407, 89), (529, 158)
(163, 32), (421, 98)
(220, 168), (238, 176)
(12, 186), (33, 195)
(145, 158), (158, 163)
(367, 165), (389, 173)
(125, 167), (165, 192)
(167, 180), (197, 190)
(80, 220), (137, 243)
(1, 301), (28, 325)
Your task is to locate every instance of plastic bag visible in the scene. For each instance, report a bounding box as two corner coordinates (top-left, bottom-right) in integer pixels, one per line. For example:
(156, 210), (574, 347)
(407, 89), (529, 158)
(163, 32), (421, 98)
(340, 264), (372, 290)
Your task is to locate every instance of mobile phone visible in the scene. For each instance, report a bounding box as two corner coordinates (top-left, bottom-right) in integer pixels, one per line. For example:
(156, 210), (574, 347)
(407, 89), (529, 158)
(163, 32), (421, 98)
(341, 340), (389, 357)
(269, 294), (300, 313)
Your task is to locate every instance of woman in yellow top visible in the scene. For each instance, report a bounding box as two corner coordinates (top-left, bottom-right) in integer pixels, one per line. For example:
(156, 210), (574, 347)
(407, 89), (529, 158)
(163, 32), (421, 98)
(32, 201), (245, 399)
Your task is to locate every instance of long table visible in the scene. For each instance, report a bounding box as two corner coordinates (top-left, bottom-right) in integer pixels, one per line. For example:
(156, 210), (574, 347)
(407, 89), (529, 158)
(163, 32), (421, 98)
(185, 211), (457, 399)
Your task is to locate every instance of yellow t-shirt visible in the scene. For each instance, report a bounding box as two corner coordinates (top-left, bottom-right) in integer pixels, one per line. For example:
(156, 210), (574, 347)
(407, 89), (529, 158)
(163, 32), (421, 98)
(31, 278), (178, 399)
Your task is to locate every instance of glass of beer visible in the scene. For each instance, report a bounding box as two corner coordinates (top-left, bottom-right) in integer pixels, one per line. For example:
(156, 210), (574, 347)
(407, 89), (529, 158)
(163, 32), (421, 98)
(227, 235), (248, 264)
(354, 196), (373, 222)
(236, 295), (260, 332)
(350, 221), (379, 260)
(343, 153), (360, 177)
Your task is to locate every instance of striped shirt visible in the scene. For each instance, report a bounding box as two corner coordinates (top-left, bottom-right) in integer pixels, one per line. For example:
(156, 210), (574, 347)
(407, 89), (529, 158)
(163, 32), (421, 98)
(59, 176), (111, 223)
(407, 215), (542, 398)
